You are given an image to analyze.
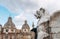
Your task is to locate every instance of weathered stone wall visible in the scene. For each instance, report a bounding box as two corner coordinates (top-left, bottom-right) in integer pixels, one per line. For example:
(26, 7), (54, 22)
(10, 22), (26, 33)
(50, 11), (60, 39)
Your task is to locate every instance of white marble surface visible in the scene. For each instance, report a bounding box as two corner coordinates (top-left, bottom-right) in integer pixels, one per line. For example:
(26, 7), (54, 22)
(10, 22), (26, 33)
(37, 10), (50, 39)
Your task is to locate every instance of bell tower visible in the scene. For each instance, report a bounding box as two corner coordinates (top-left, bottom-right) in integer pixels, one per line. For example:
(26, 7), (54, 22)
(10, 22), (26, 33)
(32, 22), (34, 28)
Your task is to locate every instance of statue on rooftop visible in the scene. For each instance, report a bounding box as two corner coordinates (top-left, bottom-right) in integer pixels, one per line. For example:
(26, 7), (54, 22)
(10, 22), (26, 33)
(34, 8), (50, 39)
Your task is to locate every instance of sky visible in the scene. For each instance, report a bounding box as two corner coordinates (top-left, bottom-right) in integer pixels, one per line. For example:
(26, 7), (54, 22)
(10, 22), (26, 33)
(0, 0), (60, 29)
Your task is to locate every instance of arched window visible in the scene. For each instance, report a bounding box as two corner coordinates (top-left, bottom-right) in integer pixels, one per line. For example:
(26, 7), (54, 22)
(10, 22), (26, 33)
(6, 29), (8, 32)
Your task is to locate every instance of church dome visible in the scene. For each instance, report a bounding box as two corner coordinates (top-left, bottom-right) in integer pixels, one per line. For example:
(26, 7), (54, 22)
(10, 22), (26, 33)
(22, 20), (30, 29)
(4, 17), (15, 29)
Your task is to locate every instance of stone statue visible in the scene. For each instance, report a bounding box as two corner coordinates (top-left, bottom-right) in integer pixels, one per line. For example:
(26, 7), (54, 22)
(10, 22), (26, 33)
(34, 8), (50, 39)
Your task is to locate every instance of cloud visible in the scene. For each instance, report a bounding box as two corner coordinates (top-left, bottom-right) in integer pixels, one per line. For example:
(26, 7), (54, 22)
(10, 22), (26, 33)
(14, 13), (27, 22)
(0, 0), (39, 14)
(47, 0), (60, 15)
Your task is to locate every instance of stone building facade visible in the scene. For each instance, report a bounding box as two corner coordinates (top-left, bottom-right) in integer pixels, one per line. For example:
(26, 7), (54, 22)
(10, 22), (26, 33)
(43, 11), (60, 39)
(49, 11), (60, 39)
(0, 17), (35, 39)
